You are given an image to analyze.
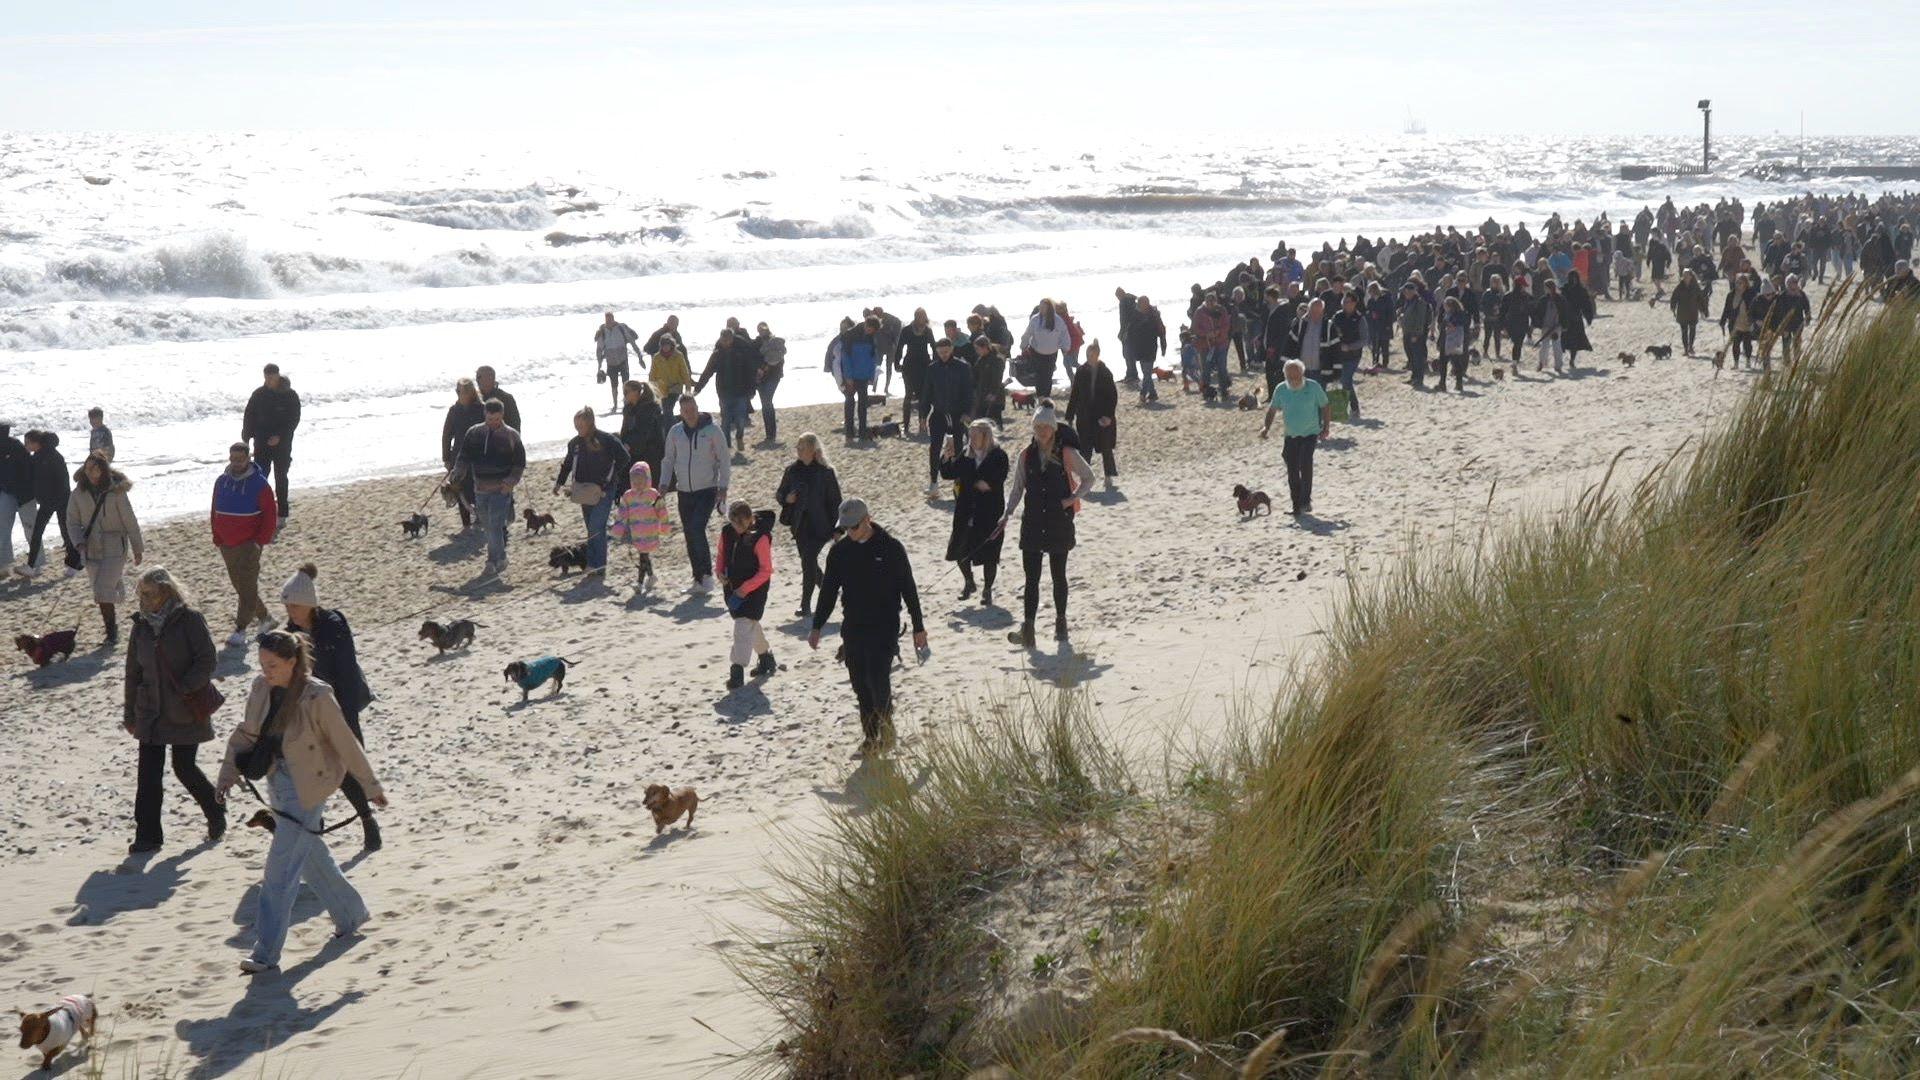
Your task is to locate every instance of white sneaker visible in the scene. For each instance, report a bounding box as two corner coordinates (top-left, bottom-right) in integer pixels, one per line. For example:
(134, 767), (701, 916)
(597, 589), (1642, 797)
(692, 577), (714, 594)
(238, 958), (277, 975)
(226, 631), (248, 647)
(14, 563), (40, 579)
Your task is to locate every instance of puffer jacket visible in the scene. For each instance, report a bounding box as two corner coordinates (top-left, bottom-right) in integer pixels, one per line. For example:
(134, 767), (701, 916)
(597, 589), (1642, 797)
(219, 676), (383, 813)
(658, 413), (729, 493)
(124, 601), (218, 745)
(68, 468), (142, 563)
(608, 462), (671, 554)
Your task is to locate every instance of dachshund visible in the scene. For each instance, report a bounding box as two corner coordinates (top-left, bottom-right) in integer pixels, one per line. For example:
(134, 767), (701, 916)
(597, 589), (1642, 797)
(1232, 484), (1272, 519)
(504, 656), (578, 703)
(549, 543), (591, 575)
(13, 630), (77, 668)
(419, 618), (481, 654)
(642, 784), (699, 835)
(1644, 344), (1673, 361)
(398, 513), (429, 539)
(523, 508), (557, 534)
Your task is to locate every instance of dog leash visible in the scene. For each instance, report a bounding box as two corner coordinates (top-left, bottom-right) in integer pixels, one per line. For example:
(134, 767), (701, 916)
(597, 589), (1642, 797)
(237, 776), (366, 836)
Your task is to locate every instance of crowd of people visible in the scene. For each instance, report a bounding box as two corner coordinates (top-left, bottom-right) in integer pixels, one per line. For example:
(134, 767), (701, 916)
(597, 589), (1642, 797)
(7, 191), (1918, 976)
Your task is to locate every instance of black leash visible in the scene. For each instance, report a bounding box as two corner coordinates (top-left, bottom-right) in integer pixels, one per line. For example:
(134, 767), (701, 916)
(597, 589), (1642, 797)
(237, 776), (366, 835)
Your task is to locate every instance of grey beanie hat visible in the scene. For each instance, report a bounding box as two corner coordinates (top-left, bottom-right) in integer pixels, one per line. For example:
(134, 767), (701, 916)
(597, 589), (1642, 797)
(281, 567), (319, 608)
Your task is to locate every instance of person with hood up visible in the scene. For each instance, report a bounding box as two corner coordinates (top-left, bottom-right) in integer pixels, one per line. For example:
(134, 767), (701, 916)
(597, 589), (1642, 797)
(716, 500), (778, 690)
(775, 433), (842, 618)
(241, 363), (301, 524)
(998, 407), (1096, 648)
(69, 451), (142, 644)
(554, 405), (631, 575)
(833, 316), (882, 442)
(938, 418), (1007, 604)
(619, 380), (666, 486)
(659, 395), (730, 593)
(123, 567), (224, 854)
(1064, 340), (1120, 481)
(608, 460), (671, 589)
(14, 430), (77, 578)
(808, 497), (927, 757)
(209, 442), (278, 645)
(280, 562), (381, 851)
(1019, 298), (1074, 399)
(1669, 268), (1710, 356)
(594, 311), (643, 412)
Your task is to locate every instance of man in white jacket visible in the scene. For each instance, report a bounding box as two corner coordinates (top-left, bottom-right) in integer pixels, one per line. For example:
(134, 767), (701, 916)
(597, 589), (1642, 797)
(658, 396), (730, 593)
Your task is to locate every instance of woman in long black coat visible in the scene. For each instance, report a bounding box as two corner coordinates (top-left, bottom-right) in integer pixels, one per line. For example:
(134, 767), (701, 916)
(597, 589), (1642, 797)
(1560, 271), (1596, 367)
(774, 433), (842, 618)
(938, 418), (1008, 605)
(1063, 341), (1119, 479)
(123, 566), (224, 853)
(280, 562), (382, 850)
(619, 380), (666, 485)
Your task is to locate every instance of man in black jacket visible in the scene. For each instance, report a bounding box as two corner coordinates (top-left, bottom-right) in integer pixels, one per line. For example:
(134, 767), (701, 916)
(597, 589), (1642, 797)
(921, 339), (974, 490)
(475, 365), (522, 432)
(693, 328), (763, 453)
(1119, 295), (1167, 399)
(241, 363), (301, 523)
(808, 497), (927, 756)
(453, 400), (527, 577)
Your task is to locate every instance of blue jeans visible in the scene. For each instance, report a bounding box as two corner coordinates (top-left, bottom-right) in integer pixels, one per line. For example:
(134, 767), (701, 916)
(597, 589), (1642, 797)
(1337, 349), (1361, 417)
(677, 488), (719, 582)
(1203, 345), (1231, 395)
(757, 375), (781, 441)
(250, 768), (367, 968)
(582, 494), (613, 571)
(475, 489), (514, 569)
(719, 395), (751, 449)
(0, 493), (20, 565)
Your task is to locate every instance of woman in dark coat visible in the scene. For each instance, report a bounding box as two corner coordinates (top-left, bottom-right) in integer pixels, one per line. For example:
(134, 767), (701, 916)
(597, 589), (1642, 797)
(123, 566), (224, 853)
(441, 378), (486, 530)
(280, 562), (381, 850)
(555, 406), (631, 575)
(774, 432), (842, 618)
(997, 407), (1095, 648)
(1559, 271), (1595, 368)
(938, 419), (1008, 605)
(619, 379), (665, 484)
(1063, 341), (1120, 479)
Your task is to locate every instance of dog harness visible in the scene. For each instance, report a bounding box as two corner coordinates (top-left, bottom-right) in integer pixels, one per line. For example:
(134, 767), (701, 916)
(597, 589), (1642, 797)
(515, 656), (564, 690)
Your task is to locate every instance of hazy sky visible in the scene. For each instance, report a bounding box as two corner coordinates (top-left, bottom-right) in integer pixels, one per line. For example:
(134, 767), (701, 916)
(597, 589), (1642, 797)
(3, 1), (1915, 136)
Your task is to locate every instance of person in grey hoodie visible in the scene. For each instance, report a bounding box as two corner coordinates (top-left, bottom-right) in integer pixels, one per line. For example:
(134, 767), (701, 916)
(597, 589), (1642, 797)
(658, 394), (730, 592)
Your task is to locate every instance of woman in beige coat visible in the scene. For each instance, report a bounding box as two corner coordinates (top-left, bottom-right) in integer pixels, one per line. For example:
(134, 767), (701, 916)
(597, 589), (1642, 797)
(68, 451), (142, 644)
(217, 631), (388, 974)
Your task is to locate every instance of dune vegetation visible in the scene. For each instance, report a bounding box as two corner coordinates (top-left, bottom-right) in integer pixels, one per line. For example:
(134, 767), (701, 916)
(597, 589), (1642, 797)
(745, 286), (1920, 1078)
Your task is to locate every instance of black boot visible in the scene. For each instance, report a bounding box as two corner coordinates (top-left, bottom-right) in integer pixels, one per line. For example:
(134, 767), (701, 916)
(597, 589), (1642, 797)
(207, 807), (226, 842)
(1008, 623), (1035, 648)
(753, 652), (776, 678)
(727, 664), (744, 690)
(1055, 617), (1070, 642)
(362, 814), (382, 852)
(100, 603), (117, 645)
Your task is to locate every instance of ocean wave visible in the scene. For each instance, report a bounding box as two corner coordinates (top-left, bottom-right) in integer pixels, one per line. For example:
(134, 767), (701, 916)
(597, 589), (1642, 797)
(735, 215), (876, 240)
(345, 185), (550, 206)
(359, 200), (557, 231)
(6, 232), (277, 301)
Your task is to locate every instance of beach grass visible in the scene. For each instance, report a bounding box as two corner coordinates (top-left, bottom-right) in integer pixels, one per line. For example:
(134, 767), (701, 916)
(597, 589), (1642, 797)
(745, 287), (1920, 1076)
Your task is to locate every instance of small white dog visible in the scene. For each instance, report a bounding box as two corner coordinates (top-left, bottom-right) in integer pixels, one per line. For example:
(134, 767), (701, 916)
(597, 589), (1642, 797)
(16, 993), (96, 1071)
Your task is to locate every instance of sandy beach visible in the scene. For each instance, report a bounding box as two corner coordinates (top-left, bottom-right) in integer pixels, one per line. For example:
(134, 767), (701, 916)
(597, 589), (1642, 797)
(2, 282), (1785, 1077)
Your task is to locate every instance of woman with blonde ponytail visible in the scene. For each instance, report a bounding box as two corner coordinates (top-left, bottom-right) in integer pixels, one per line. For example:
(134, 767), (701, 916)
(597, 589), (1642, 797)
(218, 629), (387, 974)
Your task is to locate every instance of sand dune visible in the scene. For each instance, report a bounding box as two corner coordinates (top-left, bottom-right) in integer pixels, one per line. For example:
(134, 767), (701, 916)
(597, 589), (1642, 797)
(1, 287), (1780, 1077)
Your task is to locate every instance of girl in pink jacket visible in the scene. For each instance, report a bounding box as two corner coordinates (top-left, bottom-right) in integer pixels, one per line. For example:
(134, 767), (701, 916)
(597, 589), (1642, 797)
(607, 461), (670, 589)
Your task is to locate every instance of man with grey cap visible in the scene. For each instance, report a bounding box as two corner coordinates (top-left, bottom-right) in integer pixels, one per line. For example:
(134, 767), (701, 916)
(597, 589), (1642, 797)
(808, 496), (927, 756)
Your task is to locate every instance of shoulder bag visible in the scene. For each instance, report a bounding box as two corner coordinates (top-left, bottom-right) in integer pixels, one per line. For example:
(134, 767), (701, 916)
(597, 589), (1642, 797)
(156, 632), (225, 724)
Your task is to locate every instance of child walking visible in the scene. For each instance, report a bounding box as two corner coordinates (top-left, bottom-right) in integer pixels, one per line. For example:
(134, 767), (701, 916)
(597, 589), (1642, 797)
(716, 500), (777, 690)
(607, 461), (670, 589)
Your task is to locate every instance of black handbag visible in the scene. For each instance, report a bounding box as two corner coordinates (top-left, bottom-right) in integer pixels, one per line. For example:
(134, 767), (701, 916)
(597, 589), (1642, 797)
(235, 697), (287, 780)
